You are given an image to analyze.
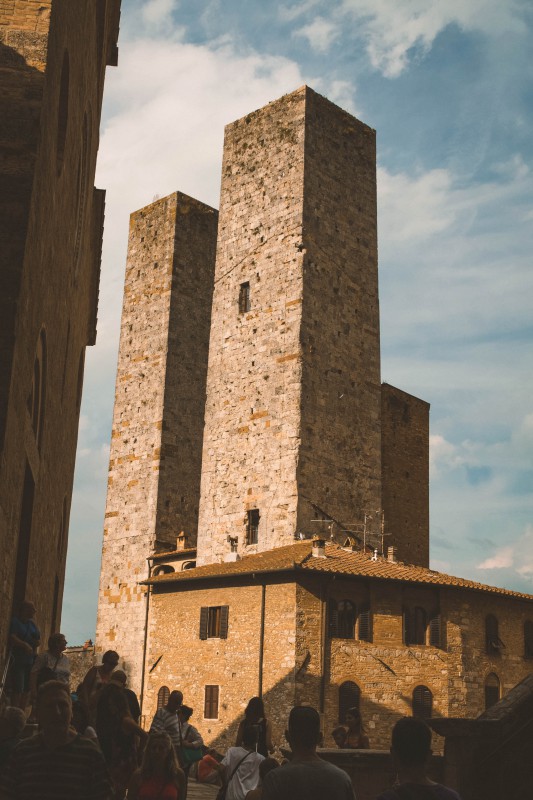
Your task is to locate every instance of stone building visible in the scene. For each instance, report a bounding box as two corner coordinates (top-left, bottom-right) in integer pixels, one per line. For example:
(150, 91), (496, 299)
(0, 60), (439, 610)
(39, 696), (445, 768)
(96, 87), (532, 746)
(0, 0), (121, 665)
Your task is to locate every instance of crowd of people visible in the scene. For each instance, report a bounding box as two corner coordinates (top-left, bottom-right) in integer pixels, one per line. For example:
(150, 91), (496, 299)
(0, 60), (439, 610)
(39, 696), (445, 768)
(0, 599), (462, 799)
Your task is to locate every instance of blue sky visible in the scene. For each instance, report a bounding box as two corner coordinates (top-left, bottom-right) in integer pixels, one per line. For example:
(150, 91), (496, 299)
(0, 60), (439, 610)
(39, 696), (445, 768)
(62, 0), (533, 643)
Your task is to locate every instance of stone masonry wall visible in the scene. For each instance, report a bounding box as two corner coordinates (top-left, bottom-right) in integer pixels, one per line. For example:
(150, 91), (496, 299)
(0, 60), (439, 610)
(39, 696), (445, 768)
(381, 384), (429, 566)
(0, 0), (119, 660)
(297, 88), (382, 537)
(96, 192), (217, 695)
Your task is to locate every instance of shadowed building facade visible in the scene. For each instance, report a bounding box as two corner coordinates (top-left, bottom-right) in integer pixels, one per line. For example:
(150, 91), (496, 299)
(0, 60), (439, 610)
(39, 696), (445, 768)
(0, 0), (120, 662)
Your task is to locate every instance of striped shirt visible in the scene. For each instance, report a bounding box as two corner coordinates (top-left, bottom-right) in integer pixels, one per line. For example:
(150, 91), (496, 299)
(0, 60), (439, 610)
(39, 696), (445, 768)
(0, 733), (112, 800)
(149, 707), (182, 748)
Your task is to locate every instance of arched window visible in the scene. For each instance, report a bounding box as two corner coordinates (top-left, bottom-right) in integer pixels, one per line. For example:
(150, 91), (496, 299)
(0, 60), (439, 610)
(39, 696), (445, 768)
(412, 685), (432, 718)
(485, 615), (503, 655)
(28, 329), (46, 449)
(338, 681), (360, 723)
(524, 621), (533, 659)
(152, 565), (175, 576)
(157, 686), (170, 709)
(182, 561), (196, 570)
(484, 673), (500, 710)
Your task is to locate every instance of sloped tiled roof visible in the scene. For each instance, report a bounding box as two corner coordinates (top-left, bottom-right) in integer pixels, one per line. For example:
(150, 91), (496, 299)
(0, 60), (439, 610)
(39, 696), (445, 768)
(152, 548), (196, 560)
(143, 541), (533, 602)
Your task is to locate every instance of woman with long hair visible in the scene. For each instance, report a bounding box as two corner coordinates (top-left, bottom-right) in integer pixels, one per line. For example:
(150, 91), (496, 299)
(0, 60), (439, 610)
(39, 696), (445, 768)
(127, 732), (186, 799)
(235, 697), (273, 758)
(344, 706), (369, 749)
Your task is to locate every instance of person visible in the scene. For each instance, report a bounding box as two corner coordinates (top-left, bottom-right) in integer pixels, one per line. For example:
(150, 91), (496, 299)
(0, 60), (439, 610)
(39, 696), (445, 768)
(96, 681), (148, 799)
(150, 690), (183, 754)
(377, 717), (462, 800)
(178, 705), (204, 768)
(127, 731), (186, 800)
(194, 748), (223, 785)
(0, 679), (112, 799)
(235, 697), (273, 758)
(344, 707), (369, 749)
(8, 599), (40, 709)
(261, 705), (356, 800)
(245, 757), (280, 800)
(30, 632), (70, 699)
(0, 706), (26, 773)
(71, 699), (98, 743)
(217, 724), (265, 800)
(81, 650), (120, 724)
(332, 725), (348, 748)
(110, 670), (141, 723)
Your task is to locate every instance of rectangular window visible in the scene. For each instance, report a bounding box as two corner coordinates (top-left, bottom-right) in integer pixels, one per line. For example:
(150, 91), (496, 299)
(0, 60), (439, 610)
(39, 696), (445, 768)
(246, 508), (260, 545)
(199, 606), (229, 639)
(239, 282), (250, 313)
(204, 685), (219, 719)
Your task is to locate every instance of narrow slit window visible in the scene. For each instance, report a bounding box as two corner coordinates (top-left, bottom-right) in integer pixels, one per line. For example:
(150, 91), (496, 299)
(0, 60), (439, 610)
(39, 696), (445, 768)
(239, 281), (250, 313)
(204, 685), (219, 719)
(246, 509), (260, 545)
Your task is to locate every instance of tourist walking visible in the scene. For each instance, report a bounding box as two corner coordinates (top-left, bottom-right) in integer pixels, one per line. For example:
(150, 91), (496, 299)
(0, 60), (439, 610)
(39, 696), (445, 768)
(30, 632), (70, 694)
(261, 706), (356, 800)
(0, 680), (112, 799)
(344, 706), (370, 749)
(81, 649), (120, 724)
(150, 690), (183, 753)
(218, 724), (265, 800)
(235, 697), (273, 757)
(127, 731), (186, 799)
(377, 717), (461, 800)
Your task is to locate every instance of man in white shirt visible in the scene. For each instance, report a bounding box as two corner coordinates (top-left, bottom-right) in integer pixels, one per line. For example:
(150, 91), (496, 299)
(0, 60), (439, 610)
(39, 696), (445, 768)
(30, 633), (70, 709)
(219, 724), (264, 800)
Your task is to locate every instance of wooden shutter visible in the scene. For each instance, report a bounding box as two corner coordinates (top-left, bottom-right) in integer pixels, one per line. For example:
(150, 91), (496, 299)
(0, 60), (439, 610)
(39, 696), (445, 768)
(199, 607), (208, 640)
(412, 685), (432, 718)
(219, 606), (229, 639)
(328, 600), (339, 638)
(429, 614), (441, 648)
(204, 685), (219, 719)
(358, 608), (372, 642)
(157, 686), (169, 709)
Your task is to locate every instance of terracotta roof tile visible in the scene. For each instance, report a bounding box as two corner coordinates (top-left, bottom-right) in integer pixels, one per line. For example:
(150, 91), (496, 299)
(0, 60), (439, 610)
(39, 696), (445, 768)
(151, 548), (196, 559)
(143, 542), (533, 602)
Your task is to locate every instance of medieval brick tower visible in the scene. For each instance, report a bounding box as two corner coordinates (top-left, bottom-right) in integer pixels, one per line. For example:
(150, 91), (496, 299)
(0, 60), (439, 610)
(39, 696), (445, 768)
(196, 87), (382, 565)
(96, 193), (217, 690)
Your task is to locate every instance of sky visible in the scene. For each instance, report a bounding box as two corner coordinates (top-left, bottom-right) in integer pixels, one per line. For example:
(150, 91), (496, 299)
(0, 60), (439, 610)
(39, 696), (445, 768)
(62, 0), (533, 643)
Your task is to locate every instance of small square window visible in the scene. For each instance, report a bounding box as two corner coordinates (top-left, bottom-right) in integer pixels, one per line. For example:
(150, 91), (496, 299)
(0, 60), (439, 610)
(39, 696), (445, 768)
(246, 509), (260, 545)
(199, 606), (229, 639)
(239, 282), (250, 313)
(204, 685), (219, 719)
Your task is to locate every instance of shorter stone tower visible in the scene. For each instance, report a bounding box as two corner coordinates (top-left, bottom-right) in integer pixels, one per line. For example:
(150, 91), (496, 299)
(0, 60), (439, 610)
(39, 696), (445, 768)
(96, 192), (217, 692)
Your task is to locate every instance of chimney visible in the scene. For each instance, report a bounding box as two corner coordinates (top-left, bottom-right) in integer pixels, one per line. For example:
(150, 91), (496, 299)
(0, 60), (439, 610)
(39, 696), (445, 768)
(387, 546), (398, 563)
(176, 531), (188, 551)
(225, 535), (240, 563)
(312, 537), (326, 559)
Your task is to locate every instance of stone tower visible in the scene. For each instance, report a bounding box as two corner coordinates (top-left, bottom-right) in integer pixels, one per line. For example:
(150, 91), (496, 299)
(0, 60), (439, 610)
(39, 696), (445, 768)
(196, 87), (381, 565)
(96, 192), (217, 691)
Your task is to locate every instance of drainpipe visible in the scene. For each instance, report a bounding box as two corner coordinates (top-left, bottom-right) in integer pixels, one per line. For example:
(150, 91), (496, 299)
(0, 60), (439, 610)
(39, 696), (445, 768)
(258, 583), (266, 698)
(319, 580), (330, 714)
(139, 556), (154, 720)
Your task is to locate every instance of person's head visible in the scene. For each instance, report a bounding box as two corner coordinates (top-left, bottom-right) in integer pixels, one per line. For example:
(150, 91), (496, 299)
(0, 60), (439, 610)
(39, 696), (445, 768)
(167, 690), (183, 712)
(36, 681), (72, 737)
(391, 717), (432, 768)
(244, 696), (265, 721)
(259, 757), (279, 780)
(141, 732), (180, 779)
(0, 706), (26, 741)
(242, 723), (260, 750)
(101, 650), (119, 672)
(109, 669), (127, 687)
(99, 682), (130, 720)
(20, 600), (36, 620)
(48, 632), (67, 654)
(286, 706), (321, 751)
(71, 700), (90, 734)
(345, 707), (363, 733)
(332, 725), (348, 747)
(178, 704), (193, 722)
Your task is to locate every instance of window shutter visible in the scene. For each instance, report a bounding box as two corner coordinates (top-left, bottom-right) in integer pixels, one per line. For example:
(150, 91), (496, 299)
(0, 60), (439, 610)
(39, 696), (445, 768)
(358, 608), (372, 642)
(429, 614), (441, 648)
(412, 685), (432, 718)
(199, 607), (208, 640)
(328, 601), (339, 638)
(219, 606), (229, 639)
(157, 686), (169, 709)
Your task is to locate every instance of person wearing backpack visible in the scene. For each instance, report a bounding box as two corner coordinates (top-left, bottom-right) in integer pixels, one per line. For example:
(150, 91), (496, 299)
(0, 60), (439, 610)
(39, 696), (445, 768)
(378, 717), (461, 800)
(217, 724), (264, 800)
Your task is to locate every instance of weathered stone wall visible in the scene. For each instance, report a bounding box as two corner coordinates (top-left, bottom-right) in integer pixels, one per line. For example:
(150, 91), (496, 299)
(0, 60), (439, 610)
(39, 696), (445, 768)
(196, 87), (382, 566)
(96, 192), (217, 695)
(66, 645), (95, 692)
(381, 383), (430, 566)
(0, 0), (120, 662)
(144, 574), (533, 753)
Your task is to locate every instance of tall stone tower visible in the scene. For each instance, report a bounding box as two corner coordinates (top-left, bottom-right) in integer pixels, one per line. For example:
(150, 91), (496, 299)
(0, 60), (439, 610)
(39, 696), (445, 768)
(196, 87), (381, 565)
(96, 193), (217, 691)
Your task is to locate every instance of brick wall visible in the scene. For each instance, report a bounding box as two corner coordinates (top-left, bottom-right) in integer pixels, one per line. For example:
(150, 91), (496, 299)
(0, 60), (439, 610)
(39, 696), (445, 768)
(96, 192), (217, 695)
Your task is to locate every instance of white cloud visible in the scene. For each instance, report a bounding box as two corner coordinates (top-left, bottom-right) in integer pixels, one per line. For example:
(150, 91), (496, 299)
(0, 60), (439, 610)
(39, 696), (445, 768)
(279, 0), (324, 23)
(294, 16), (338, 53)
(475, 526), (533, 576)
(478, 546), (514, 569)
(141, 0), (178, 30)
